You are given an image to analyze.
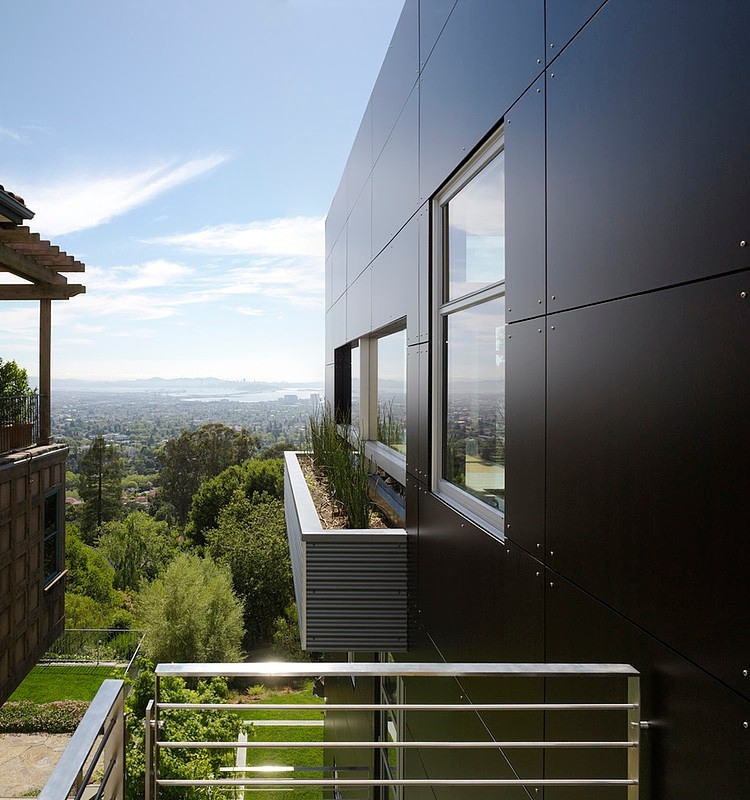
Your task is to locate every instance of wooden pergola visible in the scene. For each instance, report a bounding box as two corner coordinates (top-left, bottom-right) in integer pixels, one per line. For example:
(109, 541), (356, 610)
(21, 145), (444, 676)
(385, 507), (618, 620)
(0, 220), (86, 444)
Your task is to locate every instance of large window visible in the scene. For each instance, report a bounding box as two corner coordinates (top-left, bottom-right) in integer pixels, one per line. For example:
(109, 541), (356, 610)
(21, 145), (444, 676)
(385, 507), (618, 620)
(433, 129), (505, 533)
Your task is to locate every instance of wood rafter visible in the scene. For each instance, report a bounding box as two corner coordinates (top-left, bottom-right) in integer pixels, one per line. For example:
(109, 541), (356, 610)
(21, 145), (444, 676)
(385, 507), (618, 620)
(0, 283), (86, 300)
(0, 226), (85, 273)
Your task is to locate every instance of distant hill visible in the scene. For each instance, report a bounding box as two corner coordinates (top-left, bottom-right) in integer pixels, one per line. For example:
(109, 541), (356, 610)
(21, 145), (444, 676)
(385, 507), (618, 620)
(46, 377), (323, 393)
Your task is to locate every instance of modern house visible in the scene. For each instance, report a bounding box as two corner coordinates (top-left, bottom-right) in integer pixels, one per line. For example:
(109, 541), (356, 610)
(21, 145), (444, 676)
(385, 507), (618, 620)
(298, 0), (750, 796)
(0, 186), (85, 703)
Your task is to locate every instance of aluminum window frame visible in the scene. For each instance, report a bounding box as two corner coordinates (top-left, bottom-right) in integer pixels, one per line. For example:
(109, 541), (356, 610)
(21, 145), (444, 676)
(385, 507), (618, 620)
(431, 127), (506, 540)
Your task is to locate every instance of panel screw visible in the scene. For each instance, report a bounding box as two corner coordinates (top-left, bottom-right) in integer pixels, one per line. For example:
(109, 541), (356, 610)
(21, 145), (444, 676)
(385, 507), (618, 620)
(744, 721), (749, 729)
(551, 295), (556, 300)
(741, 292), (747, 299)
(741, 240), (747, 247)
(538, 328), (542, 333)
(549, 581), (555, 587)
(550, 73), (555, 78)
(744, 669), (748, 677)
(550, 42), (555, 48)
(537, 58), (541, 64)
(550, 325), (556, 331)
(536, 87), (541, 93)
(537, 299), (543, 304)
(536, 571), (541, 577)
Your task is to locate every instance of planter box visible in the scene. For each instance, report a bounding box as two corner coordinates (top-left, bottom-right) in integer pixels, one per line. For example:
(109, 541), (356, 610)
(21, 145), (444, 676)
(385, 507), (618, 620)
(283, 451), (408, 652)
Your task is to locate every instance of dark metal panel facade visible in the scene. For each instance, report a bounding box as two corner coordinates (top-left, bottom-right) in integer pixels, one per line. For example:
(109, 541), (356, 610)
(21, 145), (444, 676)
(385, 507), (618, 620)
(345, 264), (371, 342)
(371, 0), (419, 164)
(546, 0), (750, 311)
(546, 573), (750, 799)
(418, 0), (544, 203)
(328, 229), (347, 309)
(504, 318), (545, 556)
(417, 491), (544, 663)
(505, 76), (546, 323)
(371, 84), (420, 259)
(545, 0), (606, 59)
(370, 211), (419, 337)
(418, 0), (457, 70)
(345, 101), (373, 213)
(345, 178), (371, 286)
(546, 271), (750, 699)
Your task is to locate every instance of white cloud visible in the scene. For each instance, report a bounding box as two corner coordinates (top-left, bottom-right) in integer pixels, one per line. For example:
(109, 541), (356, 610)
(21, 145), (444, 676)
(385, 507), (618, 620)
(23, 155), (227, 236)
(150, 216), (324, 258)
(237, 307), (264, 316)
(0, 127), (23, 143)
(86, 259), (194, 292)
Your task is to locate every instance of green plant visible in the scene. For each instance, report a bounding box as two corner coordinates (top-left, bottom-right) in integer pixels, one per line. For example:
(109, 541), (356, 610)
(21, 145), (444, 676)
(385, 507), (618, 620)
(0, 358), (36, 426)
(306, 405), (370, 528)
(0, 700), (89, 733)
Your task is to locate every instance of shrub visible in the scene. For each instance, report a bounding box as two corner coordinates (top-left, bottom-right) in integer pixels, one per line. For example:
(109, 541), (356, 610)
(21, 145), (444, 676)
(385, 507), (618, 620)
(0, 700), (89, 733)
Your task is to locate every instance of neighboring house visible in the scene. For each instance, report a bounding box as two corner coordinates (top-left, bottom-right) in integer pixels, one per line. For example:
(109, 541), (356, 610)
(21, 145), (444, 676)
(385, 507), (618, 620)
(0, 186), (85, 703)
(313, 1), (750, 796)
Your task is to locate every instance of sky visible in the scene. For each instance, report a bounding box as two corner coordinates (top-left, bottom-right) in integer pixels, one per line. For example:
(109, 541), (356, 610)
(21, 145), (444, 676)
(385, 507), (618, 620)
(0, 0), (405, 384)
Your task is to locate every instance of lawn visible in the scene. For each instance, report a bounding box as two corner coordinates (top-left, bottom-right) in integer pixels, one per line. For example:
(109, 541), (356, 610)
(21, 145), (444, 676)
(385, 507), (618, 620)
(9, 664), (124, 703)
(230, 681), (325, 800)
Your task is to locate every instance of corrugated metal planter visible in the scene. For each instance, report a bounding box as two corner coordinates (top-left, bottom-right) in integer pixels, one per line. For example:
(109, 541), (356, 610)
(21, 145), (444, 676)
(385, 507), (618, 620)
(283, 451), (408, 652)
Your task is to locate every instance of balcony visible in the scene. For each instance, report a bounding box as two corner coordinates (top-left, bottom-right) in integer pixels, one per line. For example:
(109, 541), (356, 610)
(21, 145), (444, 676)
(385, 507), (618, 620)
(283, 451), (408, 652)
(0, 393), (39, 455)
(41, 660), (642, 798)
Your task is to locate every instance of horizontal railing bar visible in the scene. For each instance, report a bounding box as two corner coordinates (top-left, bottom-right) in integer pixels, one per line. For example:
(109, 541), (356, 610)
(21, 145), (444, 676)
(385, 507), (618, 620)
(157, 778), (638, 787)
(158, 739), (637, 749)
(155, 661), (639, 678)
(157, 702), (637, 712)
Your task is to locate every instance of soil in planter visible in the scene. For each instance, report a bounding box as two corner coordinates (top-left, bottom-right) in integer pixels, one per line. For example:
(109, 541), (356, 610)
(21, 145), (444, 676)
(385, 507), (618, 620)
(298, 454), (387, 530)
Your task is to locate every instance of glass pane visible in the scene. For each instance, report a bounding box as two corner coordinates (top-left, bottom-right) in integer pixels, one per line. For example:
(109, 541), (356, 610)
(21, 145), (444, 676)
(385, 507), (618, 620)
(443, 296), (505, 512)
(446, 149), (505, 300)
(44, 532), (58, 579)
(350, 343), (360, 430)
(377, 330), (406, 454)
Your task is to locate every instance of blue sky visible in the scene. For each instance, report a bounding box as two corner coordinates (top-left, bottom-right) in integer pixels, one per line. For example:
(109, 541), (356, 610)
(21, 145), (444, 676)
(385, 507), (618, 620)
(0, 0), (404, 383)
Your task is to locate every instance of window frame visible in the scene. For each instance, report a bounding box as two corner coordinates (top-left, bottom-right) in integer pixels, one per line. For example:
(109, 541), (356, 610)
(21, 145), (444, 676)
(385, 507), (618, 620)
(43, 487), (64, 588)
(431, 127), (506, 540)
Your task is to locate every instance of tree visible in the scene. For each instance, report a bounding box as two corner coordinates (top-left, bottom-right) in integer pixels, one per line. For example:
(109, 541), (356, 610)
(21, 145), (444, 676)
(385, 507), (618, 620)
(79, 435), (124, 540)
(65, 525), (117, 607)
(205, 490), (293, 649)
(98, 511), (180, 591)
(189, 457), (284, 544)
(157, 423), (260, 525)
(125, 664), (241, 800)
(136, 553), (245, 664)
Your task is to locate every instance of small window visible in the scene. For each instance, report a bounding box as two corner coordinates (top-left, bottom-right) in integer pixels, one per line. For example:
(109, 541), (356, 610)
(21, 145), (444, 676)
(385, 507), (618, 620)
(433, 128), (506, 535)
(43, 489), (62, 585)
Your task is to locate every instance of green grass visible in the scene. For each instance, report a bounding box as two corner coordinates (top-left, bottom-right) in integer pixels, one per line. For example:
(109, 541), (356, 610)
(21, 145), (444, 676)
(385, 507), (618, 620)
(9, 664), (124, 703)
(233, 682), (324, 800)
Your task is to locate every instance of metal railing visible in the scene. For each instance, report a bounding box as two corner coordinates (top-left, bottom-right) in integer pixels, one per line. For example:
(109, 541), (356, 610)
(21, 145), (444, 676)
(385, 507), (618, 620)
(42, 628), (145, 671)
(39, 679), (125, 800)
(0, 393), (39, 454)
(148, 661), (641, 798)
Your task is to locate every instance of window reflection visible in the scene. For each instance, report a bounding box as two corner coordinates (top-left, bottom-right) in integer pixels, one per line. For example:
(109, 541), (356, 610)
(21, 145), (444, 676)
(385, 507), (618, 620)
(377, 330), (406, 454)
(443, 296), (505, 511)
(447, 150), (505, 301)
(350, 342), (359, 431)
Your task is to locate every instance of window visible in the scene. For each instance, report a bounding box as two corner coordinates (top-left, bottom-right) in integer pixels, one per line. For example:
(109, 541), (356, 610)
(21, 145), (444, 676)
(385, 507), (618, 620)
(433, 128), (505, 534)
(376, 328), (406, 455)
(43, 489), (62, 585)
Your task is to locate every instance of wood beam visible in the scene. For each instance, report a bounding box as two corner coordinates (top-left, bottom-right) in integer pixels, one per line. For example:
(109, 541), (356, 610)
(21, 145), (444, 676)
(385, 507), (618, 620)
(0, 284), (85, 300)
(0, 241), (66, 284)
